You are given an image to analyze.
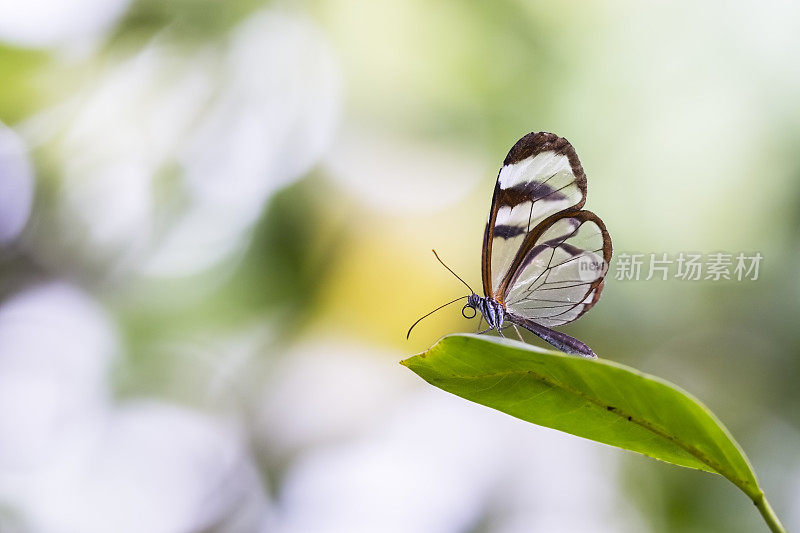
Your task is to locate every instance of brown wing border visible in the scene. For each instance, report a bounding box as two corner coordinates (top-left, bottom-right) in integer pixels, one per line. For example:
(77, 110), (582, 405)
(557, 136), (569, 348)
(574, 278), (605, 322)
(481, 132), (588, 297)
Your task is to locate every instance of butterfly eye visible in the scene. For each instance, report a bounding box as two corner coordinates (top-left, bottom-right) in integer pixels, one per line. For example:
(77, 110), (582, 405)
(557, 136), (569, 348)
(462, 304), (477, 319)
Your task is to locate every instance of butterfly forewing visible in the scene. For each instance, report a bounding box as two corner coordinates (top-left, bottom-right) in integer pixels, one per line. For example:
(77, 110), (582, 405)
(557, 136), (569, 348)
(482, 133), (587, 296)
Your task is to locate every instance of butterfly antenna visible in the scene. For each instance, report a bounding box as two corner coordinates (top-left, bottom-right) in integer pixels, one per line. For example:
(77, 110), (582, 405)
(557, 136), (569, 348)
(431, 249), (475, 294)
(406, 295), (468, 339)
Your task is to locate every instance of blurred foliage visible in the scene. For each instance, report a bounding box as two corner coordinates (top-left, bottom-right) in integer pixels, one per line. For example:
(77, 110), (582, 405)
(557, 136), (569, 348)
(110, 0), (268, 44)
(115, 176), (345, 399)
(0, 45), (49, 124)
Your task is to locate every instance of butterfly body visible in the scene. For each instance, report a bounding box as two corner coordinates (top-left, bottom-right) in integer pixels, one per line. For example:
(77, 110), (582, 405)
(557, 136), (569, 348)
(408, 132), (611, 359)
(473, 132), (612, 358)
(465, 293), (597, 357)
(467, 294), (505, 330)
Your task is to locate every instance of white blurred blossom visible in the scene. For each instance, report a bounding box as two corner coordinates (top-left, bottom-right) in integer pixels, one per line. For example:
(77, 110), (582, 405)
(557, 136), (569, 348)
(0, 0), (130, 49)
(146, 12), (341, 277)
(0, 284), (270, 532)
(256, 339), (413, 456)
(326, 128), (485, 214)
(0, 283), (115, 472)
(275, 387), (644, 533)
(30, 10), (341, 279)
(23, 403), (268, 533)
(0, 124), (34, 244)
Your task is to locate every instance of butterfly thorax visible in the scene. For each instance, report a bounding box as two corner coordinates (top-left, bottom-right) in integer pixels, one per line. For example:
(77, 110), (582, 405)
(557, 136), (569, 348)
(468, 294), (505, 330)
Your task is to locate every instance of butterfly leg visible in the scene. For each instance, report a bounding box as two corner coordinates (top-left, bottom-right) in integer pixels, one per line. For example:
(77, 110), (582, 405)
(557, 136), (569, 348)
(496, 325), (523, 340)
(476, 316), (484, 333)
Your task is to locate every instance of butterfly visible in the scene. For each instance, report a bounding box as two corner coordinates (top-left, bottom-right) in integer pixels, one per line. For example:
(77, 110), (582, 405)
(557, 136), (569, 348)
(408, 132), (612, 358)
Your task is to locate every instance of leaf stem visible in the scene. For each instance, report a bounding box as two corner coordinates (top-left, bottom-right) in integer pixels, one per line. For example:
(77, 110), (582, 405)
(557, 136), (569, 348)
(753, 492), (785, 533)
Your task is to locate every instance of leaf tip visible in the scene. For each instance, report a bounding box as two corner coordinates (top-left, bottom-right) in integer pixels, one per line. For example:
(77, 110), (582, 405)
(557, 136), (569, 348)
(400, 351), (428, 370)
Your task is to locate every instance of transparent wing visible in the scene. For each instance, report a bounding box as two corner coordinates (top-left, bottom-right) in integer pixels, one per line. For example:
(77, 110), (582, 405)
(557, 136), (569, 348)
(481, 132), (587, 296)
(503, 210), (611, 328)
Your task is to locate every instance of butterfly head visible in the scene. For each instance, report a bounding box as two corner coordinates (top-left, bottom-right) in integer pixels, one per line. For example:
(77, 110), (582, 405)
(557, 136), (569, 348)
(460, 293), (479, 320)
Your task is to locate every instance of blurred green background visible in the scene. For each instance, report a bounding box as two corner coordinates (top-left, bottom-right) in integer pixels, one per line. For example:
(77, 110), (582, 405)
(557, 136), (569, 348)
(0, 0), (798, 531)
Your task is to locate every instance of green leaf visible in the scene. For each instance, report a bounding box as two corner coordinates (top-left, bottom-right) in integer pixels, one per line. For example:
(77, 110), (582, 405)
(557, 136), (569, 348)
(400, 334), (785, 533)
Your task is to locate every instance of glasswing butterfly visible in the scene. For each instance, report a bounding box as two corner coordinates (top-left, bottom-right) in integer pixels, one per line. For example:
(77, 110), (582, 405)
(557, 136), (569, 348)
(408, 132), (612, 358)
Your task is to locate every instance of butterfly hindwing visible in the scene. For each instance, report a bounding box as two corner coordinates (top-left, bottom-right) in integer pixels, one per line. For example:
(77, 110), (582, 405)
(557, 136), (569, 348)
(503, 210), (611, 327)
(481, 132), (588, 296)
